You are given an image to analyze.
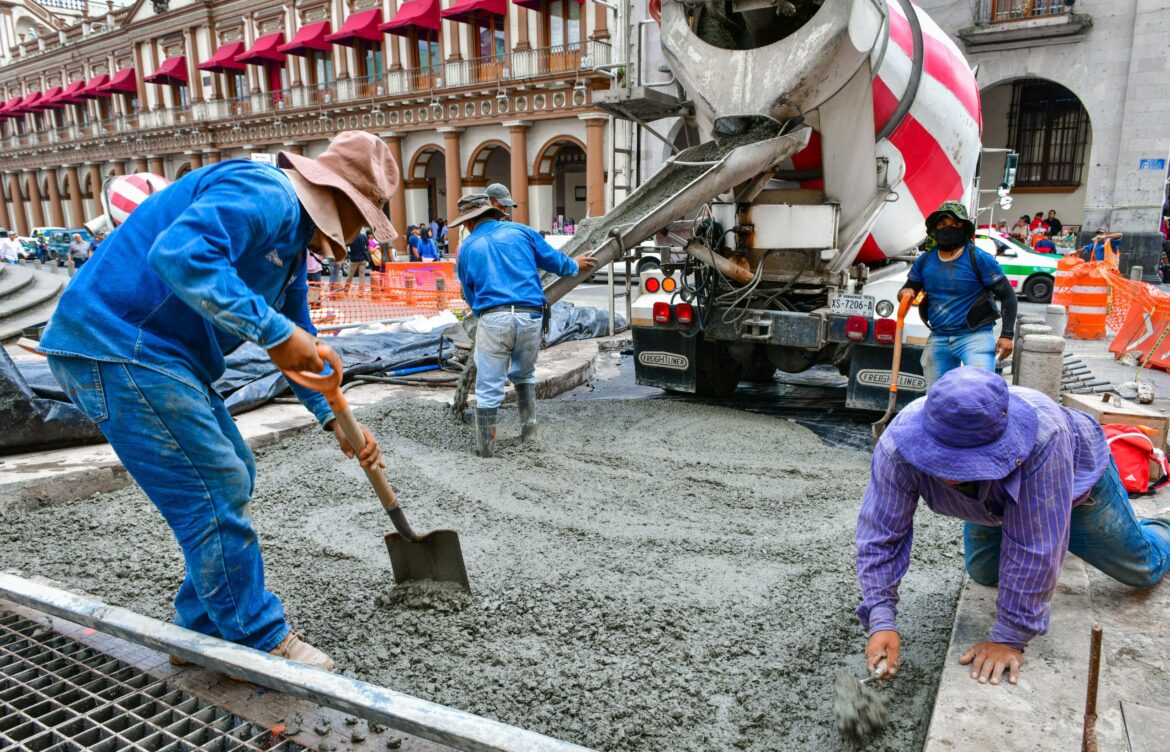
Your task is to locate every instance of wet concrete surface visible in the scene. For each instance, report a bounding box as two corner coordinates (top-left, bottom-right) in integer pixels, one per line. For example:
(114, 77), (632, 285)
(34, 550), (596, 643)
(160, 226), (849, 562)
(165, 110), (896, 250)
(0, 373), (965, 751)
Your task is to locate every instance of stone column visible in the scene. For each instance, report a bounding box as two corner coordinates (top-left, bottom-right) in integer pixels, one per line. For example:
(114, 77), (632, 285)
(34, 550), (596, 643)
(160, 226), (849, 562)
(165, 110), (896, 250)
(186, 27), (204, 102)
(149, 156), (165, 177)
(132, 158), (148, 173)
(205, 150), (220, 164)
(582, 115), (606, 219)
(187, 151), (203, 171)
(26, 170), (45, 228)
(89, 163), (104, 218)
(1017, 334), (1065, 400)
(66, 165), (84, 226)
(0, 173), (11, 232)
(384, 133), (408, 253)
(45, 168), (65, 227)
(439, 127), (464, 254)
(506, 120), (531, 226)
(8, 172), (27, 236)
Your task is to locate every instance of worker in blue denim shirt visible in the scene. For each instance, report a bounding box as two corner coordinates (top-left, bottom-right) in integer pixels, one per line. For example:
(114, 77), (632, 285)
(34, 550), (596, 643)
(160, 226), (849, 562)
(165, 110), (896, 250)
(452, 194), (595, 457)
(38, 131), (400, 673)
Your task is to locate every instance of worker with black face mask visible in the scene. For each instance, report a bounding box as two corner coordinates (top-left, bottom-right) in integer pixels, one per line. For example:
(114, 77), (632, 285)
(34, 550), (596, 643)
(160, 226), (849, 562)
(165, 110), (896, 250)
(898, 201), (1017, 385)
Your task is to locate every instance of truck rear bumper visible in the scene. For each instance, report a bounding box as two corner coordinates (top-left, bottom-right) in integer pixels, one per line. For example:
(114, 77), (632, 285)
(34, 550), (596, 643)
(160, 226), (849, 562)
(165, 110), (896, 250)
(846, 343), (928, 411)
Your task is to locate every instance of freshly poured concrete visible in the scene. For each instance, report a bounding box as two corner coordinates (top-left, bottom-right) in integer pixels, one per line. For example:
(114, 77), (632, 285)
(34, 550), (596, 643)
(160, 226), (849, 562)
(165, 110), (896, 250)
(1, 399), (966, 750)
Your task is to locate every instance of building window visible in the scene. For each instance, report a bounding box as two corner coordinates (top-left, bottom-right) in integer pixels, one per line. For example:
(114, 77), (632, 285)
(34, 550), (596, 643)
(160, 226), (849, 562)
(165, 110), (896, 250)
(413, 34), (441, 75)
(989, 0), (1068, 23)
(354, 40), (383, 81)
(547, 0), (581, 48)
(478, 16), (505, 61)
(1007, 81), (1089, 187)
(226, 72), (248, 100)
(72, 102), (89, 125)
(307, 51), (334, 88)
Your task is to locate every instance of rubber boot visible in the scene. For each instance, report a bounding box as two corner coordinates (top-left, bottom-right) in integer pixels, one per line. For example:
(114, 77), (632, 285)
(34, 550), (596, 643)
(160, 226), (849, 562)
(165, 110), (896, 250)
(517, 383), (537, 442)
(476, 407), (498, 458)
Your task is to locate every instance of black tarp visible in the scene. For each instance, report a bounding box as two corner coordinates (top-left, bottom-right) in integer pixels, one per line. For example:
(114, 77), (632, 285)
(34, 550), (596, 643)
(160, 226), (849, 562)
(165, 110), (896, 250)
(2, 304), (622, 454)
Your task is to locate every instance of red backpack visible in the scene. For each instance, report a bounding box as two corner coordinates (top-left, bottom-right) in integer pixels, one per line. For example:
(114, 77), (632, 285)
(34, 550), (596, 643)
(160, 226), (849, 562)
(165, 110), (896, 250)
(1103, 424), (1170, 495)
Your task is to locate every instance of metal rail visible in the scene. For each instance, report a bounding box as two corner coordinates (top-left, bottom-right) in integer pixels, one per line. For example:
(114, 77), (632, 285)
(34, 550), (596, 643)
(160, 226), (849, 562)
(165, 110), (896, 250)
(0, 572), (596, 752)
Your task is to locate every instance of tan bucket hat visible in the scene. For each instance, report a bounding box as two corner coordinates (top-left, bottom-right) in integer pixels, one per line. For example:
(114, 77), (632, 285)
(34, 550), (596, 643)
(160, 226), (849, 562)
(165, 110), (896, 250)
(449, 193), (506, 229)
(277, 131), (399, 247)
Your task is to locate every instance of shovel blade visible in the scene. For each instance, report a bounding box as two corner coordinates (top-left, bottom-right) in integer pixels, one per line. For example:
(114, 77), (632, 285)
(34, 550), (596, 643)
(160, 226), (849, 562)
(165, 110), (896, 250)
(385, 530), (471, 593)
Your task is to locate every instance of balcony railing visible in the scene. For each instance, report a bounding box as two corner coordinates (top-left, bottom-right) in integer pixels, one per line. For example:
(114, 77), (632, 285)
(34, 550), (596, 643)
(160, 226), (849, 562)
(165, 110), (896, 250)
(1, 41), (612, 145)
(989, 0), (1068, 23)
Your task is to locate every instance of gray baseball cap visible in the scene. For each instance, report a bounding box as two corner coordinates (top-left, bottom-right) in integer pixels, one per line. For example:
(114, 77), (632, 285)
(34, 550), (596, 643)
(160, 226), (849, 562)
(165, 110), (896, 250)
(485, 183), (517, 207)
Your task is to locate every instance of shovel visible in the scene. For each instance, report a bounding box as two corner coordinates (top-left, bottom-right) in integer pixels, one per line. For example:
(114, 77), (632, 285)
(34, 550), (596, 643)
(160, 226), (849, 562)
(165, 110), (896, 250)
(871, 292), (922, 442)
(284, 343), (471, 593)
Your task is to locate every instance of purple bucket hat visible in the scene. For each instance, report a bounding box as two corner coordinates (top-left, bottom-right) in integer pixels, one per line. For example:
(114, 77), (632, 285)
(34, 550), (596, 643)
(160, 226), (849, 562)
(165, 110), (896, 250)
(889, 367), (1039, 481)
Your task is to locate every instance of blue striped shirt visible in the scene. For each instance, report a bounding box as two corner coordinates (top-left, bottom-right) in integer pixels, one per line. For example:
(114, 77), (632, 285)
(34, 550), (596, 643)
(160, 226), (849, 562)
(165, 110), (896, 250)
(856, 387), (1110, 649)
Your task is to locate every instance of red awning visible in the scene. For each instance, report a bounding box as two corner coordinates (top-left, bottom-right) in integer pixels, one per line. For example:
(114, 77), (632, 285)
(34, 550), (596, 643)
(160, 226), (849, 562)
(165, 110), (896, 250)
(197, 41), (248, 73)
(236, 32), (287, 66)
(31, 86), (63, 110)
(79, 74), (111, 99)
(144, 55), (188, 86)
(102, 67), (138, 94)
(0, 97), (22, 118)
(512, 0), (579, 9)
(325, 8), (383, 46)
(380, 0), (440, 37)
(278, 21), (333, 56)
(56, 80), (87, 104)
(441, 0), (505, 24)
(18, 92), (43, 112)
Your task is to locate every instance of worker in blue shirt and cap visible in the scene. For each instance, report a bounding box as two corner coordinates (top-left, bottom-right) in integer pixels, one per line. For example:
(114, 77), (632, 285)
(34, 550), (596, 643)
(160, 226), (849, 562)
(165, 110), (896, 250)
(38, 131), (400, 674)
(453, 194), (595, 457)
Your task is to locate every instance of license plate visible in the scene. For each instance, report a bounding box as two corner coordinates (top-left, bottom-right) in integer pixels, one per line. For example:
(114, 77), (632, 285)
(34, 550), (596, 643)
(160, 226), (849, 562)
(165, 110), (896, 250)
(828, 292), (875, 318)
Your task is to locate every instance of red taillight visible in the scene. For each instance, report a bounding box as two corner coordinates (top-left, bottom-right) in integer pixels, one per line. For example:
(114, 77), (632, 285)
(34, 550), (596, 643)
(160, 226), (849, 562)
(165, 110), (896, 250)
(644, 277), (661, 293)
(845, 316), (869, 342)
(653, 302), (672, 324)
(874, 317), (897, 344)
(675, 303), (694, 325)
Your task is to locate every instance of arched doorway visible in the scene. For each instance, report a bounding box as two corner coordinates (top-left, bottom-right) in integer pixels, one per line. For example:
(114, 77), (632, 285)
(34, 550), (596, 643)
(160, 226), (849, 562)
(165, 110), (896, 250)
(407, 146), (445, 226)
(980, 77), (1091, 238)
(533, 137), (587, 232)
(465, 140), (511, 191)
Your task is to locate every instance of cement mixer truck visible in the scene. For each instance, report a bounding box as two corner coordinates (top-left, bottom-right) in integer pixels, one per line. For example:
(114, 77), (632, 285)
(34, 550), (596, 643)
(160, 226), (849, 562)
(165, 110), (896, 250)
(543, 0), (982, 408)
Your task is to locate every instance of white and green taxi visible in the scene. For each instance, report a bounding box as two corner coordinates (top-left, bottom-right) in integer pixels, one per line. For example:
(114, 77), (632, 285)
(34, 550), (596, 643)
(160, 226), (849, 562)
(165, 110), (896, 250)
(974, 228), (1059, 303)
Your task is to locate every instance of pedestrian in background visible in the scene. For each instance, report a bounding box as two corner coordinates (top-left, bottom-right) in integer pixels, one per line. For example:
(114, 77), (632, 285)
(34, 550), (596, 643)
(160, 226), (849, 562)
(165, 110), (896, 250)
(67, 233), (91, 270)
(857, 367), (1170, 687)
(343, 227), (370, 290)
(452, 194), (596, 457)
(0, 231), (19, 264)
(437, 219), (448, 255)
(1032, 229), (1057, 253)
(899, 201), (1017, 384)
(1010, 216), (1029, 241)
(306, 248), (324, 283)
(1045, 210), (1063, 238)
(407, 224), (422, 261)
(418, 227), (441, 261)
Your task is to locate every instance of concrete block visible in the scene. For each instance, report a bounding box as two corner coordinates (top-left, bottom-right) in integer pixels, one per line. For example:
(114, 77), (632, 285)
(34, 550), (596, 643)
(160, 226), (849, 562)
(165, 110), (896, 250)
(1012, 324), (1053, 385)
(1044, 304), (1068, 338)
(1017, 334), (1065, 399)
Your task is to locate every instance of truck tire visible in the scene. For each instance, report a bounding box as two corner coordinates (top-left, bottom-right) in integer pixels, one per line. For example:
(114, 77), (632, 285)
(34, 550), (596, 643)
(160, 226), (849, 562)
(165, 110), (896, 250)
(742, 364), (777, 383)
(1023, 274), (1053, 303)
(694, 341), (742, 397)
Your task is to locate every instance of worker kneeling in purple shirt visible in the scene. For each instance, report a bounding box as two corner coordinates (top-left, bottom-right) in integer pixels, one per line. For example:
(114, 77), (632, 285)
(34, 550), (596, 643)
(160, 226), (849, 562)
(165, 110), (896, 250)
(856, 367), (1170, 686)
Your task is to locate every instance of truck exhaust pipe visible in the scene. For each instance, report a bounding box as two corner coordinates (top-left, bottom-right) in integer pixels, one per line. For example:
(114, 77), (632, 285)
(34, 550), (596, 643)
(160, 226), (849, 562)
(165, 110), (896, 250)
(682, 238), (756, 285)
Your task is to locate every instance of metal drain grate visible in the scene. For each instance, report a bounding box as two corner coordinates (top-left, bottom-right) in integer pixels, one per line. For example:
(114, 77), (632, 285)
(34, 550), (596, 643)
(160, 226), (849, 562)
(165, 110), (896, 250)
(0, 611), (307, 751)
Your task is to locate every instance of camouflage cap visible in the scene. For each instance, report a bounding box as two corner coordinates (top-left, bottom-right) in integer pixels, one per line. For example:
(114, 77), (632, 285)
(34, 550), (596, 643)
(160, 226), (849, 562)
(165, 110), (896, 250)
(924, 200), (975, 238)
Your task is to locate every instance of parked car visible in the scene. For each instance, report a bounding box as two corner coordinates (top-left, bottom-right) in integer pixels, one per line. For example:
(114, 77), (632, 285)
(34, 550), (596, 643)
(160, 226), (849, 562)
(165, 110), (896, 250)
(974, 228), (1058, 303)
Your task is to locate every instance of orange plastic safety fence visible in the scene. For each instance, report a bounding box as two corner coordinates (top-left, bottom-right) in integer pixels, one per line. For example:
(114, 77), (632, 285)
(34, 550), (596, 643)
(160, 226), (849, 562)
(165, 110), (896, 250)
(1097, 266), (1170, 370)
(306, 274), (468, 332)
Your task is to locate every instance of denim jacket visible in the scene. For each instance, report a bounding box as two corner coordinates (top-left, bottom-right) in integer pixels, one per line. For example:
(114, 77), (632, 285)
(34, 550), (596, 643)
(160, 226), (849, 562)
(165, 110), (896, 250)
(40, 160), (332, 426)
(455, 220), (578, 315)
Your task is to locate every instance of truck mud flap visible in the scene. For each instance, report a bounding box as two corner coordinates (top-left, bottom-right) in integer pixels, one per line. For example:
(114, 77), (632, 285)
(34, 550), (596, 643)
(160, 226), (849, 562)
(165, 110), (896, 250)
(847, 343), (928, 412)
(632, 328), (697, 393)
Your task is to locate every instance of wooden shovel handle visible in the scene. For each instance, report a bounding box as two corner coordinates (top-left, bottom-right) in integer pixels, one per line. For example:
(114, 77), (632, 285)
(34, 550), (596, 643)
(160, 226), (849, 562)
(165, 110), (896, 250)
(282, 343), (401, 513)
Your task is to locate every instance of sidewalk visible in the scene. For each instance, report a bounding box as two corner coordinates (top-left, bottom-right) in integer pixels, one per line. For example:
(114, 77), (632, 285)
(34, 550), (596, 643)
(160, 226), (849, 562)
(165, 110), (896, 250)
(0, 337), (602, 512)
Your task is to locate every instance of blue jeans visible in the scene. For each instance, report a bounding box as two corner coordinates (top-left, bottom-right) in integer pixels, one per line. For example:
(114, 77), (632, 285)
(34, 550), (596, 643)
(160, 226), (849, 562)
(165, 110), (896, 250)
(47, 356), (288, 651)
(474, 310), (543, 409)
(923, 329), (997, 385)
(964, 459), (1170, 589)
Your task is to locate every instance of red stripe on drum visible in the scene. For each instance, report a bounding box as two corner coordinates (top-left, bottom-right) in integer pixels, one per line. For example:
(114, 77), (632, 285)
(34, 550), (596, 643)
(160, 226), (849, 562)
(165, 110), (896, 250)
(874, 78), (963, 217)
(888, 5), (980, 123)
